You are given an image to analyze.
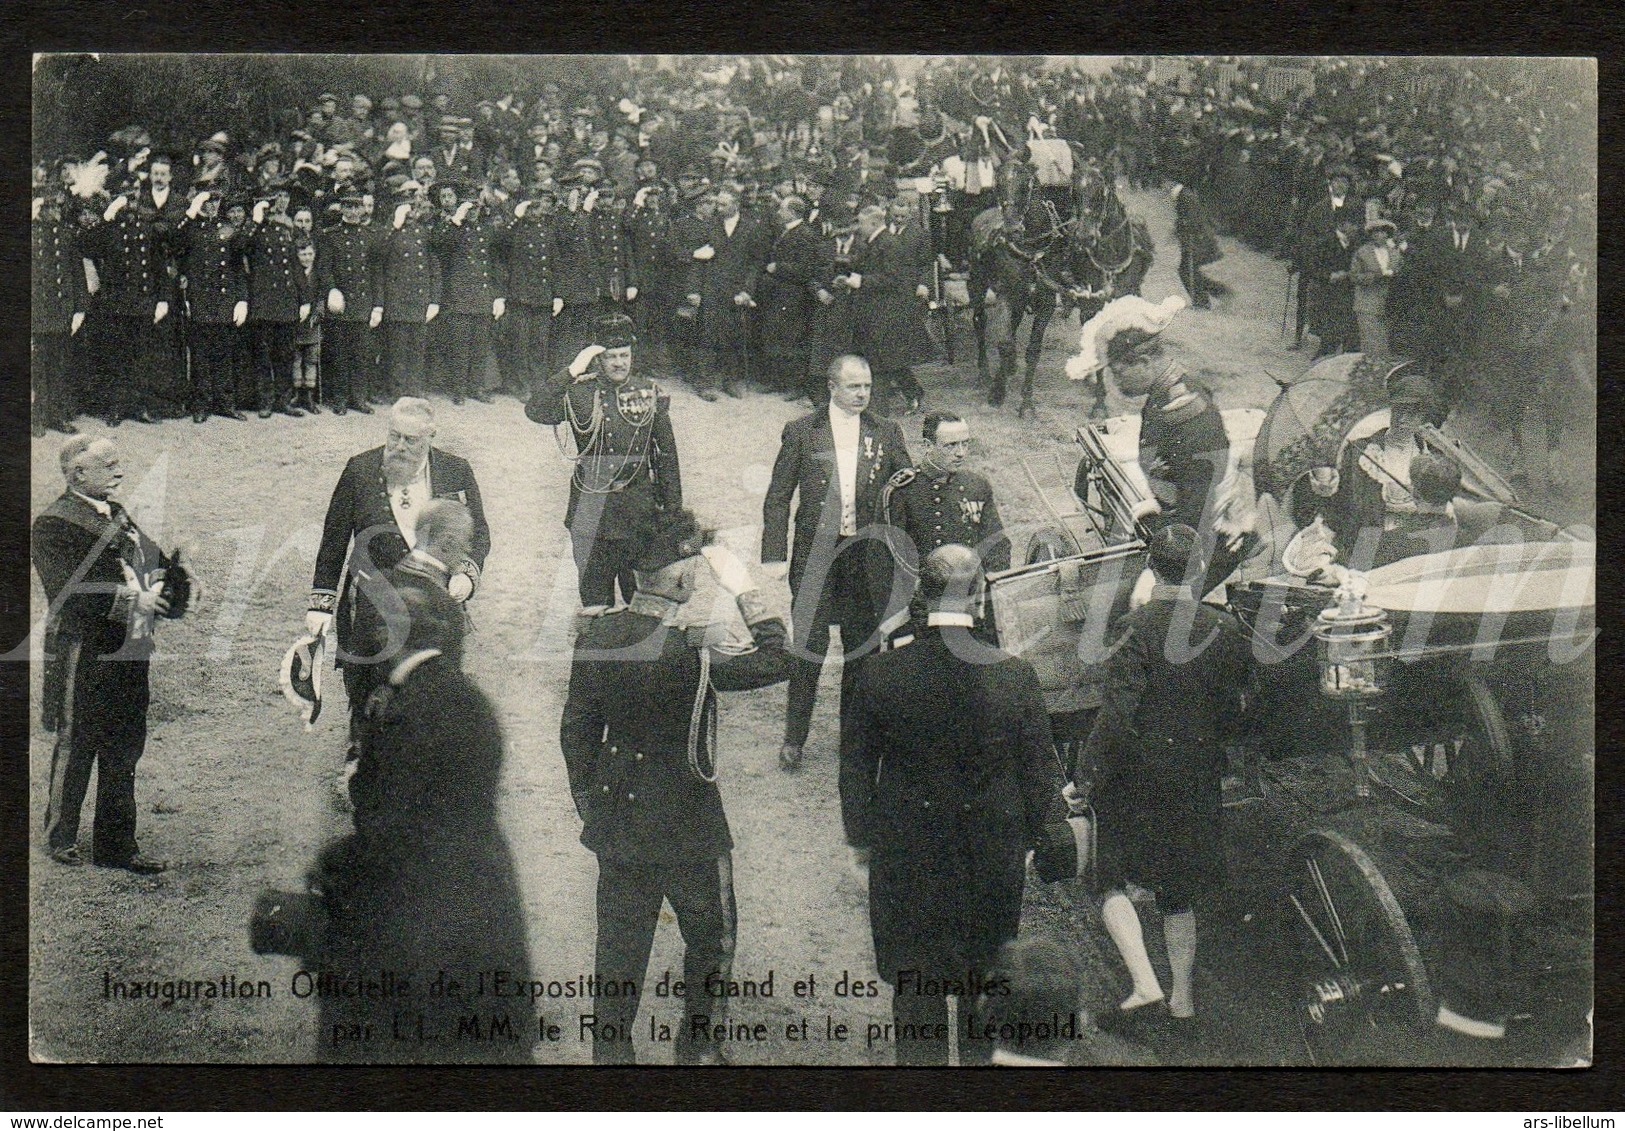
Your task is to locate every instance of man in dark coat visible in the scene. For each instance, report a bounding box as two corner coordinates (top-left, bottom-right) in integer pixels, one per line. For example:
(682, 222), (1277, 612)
(757, 195), (826, 397)
(761, 355), (912, 772)
(662, 186), (716, 388)
(526, 315), (682, 609)
(1171, 182), (1221, 309)
(243, 188), (309, 418)
(549, 162), (624, 366)
(1293, 166), (1361, 349)
(844, 205), (930, 411)
(33, 436), (175, 872)
(560, 510), (790, 1064)
(78, 189), (177, 426)
(375, 186), (443, 399)
(622, 174), (669, 367)
(31, 190), (89, 434)
(311, 577), (532, 1064)
(315, 185), (382, 413)
(841, 544), (1069, 1065)
(1310, 215), (1361, 359)
(172, 191), (252, 423)
(1080, 525), (1246, 1043)
(806, 205), (860, 400)
(306, 397), (490, 746)
(428, 187), (503, 404)
(500, 182), (558, 393)
(688, 187), (766, 399)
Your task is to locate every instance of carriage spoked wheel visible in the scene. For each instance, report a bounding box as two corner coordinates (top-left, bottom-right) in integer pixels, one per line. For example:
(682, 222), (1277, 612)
(1367, 673), (1514, 823)
(1289, 829), (1436, 1065)
(1025, 528), (1075, 565)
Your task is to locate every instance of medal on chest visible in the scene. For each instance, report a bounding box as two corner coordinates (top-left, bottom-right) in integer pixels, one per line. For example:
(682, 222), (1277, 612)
(961, 497), (984, 525)
(615, 385), (657, 427)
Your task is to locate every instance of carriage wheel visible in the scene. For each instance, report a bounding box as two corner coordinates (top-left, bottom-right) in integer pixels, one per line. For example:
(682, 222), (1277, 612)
(1025, 528), (1074, 565)
(1289, 829), (1436, 1065)
(1370, 673), (1514, 822)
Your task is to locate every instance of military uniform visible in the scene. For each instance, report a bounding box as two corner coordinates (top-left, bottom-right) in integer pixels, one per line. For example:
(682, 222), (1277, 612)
(376, 216), (443, 397)
(500, 207), (556, 393)
(244, 214), (306, 413)
(879, 464), (1009, 636)
(31, 209), (87, 430)
(622, 196), (668, 359)
(551, 204), (620, 365)
(525, 367), (682, 607)
(173, 214), (251, 416)
(560, 590), (789, 1063)
(430, 215), (505, 400)
(315, 218), (382, 410)
(80, 201), (178, 421)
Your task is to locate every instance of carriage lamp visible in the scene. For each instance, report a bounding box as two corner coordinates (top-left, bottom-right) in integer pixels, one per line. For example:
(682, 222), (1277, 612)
(1313, 578), (1394, 801)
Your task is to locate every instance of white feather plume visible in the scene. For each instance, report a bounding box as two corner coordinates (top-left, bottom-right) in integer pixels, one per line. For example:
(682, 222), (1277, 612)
(66, 152), (111, 200)
(1066, 294), (1187, 381)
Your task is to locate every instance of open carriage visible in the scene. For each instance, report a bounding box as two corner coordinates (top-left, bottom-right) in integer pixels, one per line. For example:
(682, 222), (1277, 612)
(986, 354), (1595, 1064)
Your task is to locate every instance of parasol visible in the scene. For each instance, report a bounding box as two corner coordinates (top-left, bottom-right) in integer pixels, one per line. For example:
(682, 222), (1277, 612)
(1253, 352), (1390, 500)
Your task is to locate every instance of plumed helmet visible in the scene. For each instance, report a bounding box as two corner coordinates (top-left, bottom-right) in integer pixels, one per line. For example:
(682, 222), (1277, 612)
(1066, 294), (1187, 381)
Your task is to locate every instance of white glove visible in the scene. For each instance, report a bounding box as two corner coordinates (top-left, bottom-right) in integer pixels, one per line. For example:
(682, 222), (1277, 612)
(70, 311), (85, 335)
(551, 297), (564, 316)
(392, 203), (411, 230)
(305, 610), (333, 638)
(984, 288), (998, 305)
(252, 200), (269, 224)
(492, 297), (506, 320)
(447, 573), (474, 602)
(369, 306), (383, 329)
(733, 291), (752, 306)
(845, 273), (862, 289)
(686, 292), (702, 306)
(184, 191), (208, 219)
(633, 186), (652, 209)
(1062, 780), (1091, 815)
(327, 288), (345, 315)
(153, 301), (169, 324)
(624, 286), (638, 301)
(299, 303), (311, 322)
(693, 244), (715, 261)
(569, 343), (607, 378)
(582, 189), (599, 213)
(103, 195), (128, 222)
(32, 197), (42, 221)
(817, 289), (835, 306)
(761, 561), (790, 582)
(232, 300), (248, 327)
(937, 253), (954, 271)
(702, 543), (755, 598)
(514, 200), (531, 220)
(765, 261), (777, 273)
(134, 586), (171, 617)
(425, 303), (439, 322)
(452, 201), (474, 226)
(916, 284), (930, 299)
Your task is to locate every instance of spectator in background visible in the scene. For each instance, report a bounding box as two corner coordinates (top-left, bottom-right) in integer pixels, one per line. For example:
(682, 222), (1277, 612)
(292, 239), (322, 412)
(1350, 215), (1403, 360)
(1171, 180), (1222, 310)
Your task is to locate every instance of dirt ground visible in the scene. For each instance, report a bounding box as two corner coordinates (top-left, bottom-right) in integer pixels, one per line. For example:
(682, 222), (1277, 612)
(26, 188), (1592, 1066)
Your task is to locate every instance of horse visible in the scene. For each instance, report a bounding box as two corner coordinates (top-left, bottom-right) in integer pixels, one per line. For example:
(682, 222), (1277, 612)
(969, 156), (1155, 416)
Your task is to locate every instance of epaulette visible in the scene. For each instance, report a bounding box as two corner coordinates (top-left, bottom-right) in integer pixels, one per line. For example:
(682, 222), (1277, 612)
(886, 467), (918, 492)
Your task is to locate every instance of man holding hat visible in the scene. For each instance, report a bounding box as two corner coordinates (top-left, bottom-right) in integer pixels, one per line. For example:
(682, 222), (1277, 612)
(559, 508), (790, 1064)
(375, 183), (443, 398)
(841, 543), (1070, 1065)
(1080, 523), (1247, 1051)
(527, 313), (682, 609)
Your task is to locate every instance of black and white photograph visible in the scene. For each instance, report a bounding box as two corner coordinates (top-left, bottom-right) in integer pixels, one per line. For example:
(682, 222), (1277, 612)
(24, 52), (1596, 1070)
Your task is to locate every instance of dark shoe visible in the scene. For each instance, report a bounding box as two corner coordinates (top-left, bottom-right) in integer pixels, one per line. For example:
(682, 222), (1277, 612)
(696, 388), (719, 402)
(350, 402), (374, 414)
(470, 390), (495, 404)
(333, 403), (348, 416)
(105, 415), (124, 428)
(450, 393), (465, 406)
(50, 846), (84, 867)
(221, 408), (248, 422)
(305, 398), (324, 414)
(192, 411), (207, 423)
(52, 419), (79, 434)
(257, 407), (274, 419)
(135, 409), (157, 425)
(723, 382), (744, 399)
(105, 853), (168, 875)
(779, 743), (803, 772)
(278, 402), (306, 417)
(31, 421), (47, 437)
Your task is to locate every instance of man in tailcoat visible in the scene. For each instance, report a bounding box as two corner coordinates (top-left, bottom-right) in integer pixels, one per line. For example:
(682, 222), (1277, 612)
(305, 397), (490, 745)
(315, 185), (384, 413)
(761, 355), (911, 772)
(689, 187), (766, 398)
(756, 195), (825, 397)
(841, 544), (1069, 1065)
(172, 190), (252, 422)
(844, 205), (930, 411)
(526, 314), (682, 609)
(560, 510), (790, 1064)
(33, 436), (175, 873)
(375, 185), (444, 399)
(31, 190), (89, 434)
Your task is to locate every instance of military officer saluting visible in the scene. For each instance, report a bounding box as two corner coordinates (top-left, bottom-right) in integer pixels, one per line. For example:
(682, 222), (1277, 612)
(79, 184), (177, 425)
(243, 186), (309, 418)
(31, 188), (88, 435)
(315, 184), (382, 414)
(559, 508), (790, 1064)
(376, 182), (444, 399)
(881, 412), (1008, 633)
(172, 189), (251, 423)
(527, 313), (682, 610)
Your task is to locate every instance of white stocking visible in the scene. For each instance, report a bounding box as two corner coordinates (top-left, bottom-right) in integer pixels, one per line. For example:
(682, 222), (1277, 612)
(1163, 910), (1197, 1018)
(1101, 891), (1164, 1010)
